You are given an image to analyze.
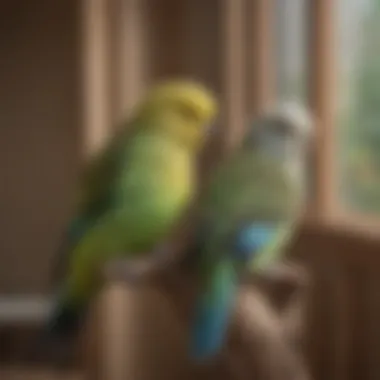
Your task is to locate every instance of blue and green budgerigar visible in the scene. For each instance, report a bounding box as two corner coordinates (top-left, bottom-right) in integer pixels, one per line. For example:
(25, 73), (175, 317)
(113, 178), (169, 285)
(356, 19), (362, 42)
(185, 102), (313, 362)
(42, 80), (218, 344)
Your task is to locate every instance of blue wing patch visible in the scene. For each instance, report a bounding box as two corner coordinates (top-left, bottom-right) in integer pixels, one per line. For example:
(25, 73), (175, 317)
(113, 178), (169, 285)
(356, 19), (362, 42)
(233, 223), (277, 261)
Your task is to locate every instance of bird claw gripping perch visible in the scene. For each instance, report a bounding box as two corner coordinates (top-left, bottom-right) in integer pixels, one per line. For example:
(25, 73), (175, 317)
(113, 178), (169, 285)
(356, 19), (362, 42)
(103, 243), (174, 284)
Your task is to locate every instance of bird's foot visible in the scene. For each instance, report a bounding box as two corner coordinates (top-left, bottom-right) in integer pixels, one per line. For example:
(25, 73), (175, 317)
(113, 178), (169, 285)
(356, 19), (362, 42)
(104, 259), (153, 284)
(259, 261), (308, 287)
(104, 243), (174, 285)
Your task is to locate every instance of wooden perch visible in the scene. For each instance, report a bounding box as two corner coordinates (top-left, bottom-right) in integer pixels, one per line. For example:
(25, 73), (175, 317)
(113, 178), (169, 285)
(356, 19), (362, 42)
(0, 257), (311, 380)
(225, 285), (311, 380)
(83, 261), (312, 380)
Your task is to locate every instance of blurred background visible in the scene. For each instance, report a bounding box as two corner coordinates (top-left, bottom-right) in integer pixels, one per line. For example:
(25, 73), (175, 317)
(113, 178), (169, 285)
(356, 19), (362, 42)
(1, 0), (380, 379)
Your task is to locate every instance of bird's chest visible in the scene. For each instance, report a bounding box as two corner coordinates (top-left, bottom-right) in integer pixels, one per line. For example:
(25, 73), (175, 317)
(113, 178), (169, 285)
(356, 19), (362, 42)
(146, 155), (193, 214)
(120, 148), (194, 245)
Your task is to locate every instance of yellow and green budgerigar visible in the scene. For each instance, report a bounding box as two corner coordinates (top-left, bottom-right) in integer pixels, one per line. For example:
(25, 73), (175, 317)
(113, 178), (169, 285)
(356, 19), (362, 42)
(183, 102), (313, 362)
(42, 80), (218, 343)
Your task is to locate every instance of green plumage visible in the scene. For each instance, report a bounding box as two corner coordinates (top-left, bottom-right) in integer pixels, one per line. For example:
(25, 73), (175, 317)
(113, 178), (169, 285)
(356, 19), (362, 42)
(188, 110), (310, 361)
(194, 150), (302, 275)
(43, 81), (217, 340)
(62, 126), (195, 304)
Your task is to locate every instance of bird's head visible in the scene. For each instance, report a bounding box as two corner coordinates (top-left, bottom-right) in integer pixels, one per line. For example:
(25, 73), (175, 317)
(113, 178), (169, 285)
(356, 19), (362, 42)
(136, 80), (218, 151)
(244, 101), (314, 165)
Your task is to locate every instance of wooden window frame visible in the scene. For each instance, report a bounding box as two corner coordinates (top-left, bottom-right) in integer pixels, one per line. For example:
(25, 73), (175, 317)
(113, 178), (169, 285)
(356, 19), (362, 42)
(306, 0), (380, 237)
(308, 0), (337, 219)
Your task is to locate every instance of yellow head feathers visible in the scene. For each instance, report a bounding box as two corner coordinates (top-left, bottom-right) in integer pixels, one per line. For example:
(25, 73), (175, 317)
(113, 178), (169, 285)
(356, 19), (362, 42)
(135, 80), (218, 151)
(143, 80), (217, 124)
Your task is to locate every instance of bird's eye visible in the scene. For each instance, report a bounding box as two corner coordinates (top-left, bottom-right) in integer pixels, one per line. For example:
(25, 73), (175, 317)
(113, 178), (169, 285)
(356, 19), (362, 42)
(271, 119), (294, 137)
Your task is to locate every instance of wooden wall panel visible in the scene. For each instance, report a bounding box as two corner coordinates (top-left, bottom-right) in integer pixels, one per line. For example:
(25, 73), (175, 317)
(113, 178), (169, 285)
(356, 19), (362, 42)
(287, 222), (380, 380)
(0, 0), (81, 294)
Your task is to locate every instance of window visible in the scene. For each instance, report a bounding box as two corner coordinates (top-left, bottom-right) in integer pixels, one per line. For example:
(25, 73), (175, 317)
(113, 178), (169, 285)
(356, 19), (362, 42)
(274, 0), (308, 101)
(274, 0), (316, 205)
(338, 0), (380, 216)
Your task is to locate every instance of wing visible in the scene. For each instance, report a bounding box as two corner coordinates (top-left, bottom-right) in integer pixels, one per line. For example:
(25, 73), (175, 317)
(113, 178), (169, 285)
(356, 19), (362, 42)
(184, 149), (301, 279)
(230, 220), (294, 273)
(50, 127), (133, 288)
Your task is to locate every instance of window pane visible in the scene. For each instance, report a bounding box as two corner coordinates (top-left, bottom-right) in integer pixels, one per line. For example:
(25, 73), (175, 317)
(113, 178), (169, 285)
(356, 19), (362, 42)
(274, 0), (316, 201)
(274, 0), (307, 101)
(338, 0), (380, 215)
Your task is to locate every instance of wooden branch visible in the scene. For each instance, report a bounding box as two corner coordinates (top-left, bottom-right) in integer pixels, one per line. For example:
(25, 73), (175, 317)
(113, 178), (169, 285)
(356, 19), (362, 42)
(225, 286), (311, 380)
(157, 263), (311, 379)
(0, 259), (311, 380)
(83, 261), (312, 380)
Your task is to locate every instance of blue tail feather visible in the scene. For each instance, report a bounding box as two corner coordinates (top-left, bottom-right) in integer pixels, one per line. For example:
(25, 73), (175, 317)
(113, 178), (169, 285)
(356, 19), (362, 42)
(189, 264), (237, 362)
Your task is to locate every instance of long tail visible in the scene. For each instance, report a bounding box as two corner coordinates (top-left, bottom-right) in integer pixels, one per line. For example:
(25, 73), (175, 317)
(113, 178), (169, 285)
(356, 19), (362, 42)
(45, 217), (91, 341)
(26, 218), (92, 362)
(25, 292), (88, 363)
(46, 294), (87, 340)
(189, 261), (237, 362)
